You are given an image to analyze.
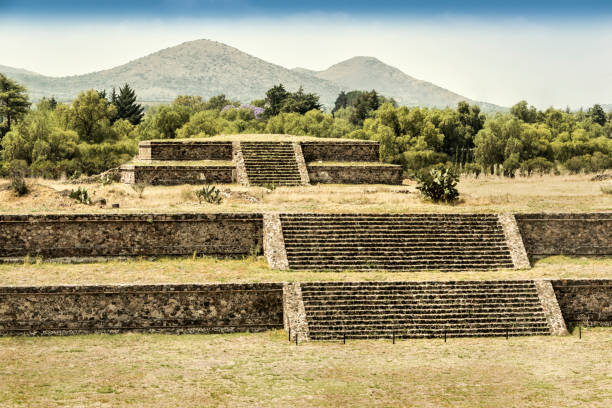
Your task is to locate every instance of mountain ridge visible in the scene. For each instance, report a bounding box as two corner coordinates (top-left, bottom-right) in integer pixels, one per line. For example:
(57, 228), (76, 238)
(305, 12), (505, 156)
(1, 39), (504, 111)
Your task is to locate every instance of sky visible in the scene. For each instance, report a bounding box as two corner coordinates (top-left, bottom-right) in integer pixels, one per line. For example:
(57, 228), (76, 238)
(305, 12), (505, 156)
(1, 1), (612, 109)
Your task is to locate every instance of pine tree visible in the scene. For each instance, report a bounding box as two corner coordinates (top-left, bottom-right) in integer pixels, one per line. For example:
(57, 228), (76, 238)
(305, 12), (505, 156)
(0, 74), (30, 138)
(113, 84), (144, 125)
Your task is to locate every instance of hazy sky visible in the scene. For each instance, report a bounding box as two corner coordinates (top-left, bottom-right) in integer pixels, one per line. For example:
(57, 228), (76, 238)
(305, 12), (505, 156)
(1, 1), (611, 109)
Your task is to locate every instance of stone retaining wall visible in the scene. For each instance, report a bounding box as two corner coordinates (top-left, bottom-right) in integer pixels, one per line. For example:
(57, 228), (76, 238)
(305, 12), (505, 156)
(139, 141), (233, 161)
(121, 165), (235, 185)
(0, 213), (262, 260)
(307, 165), (403, 185)
(300, 141), (379, 162)
(551, 280), (612, 327)
(0, 283), (283, 336)
(515, 213), (612, 259)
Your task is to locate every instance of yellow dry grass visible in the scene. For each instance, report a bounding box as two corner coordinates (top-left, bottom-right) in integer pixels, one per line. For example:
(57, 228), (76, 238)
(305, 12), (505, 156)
(1, 174), (611, 214)
(0, 256), (610, 286)
(1, 328), (610, 407)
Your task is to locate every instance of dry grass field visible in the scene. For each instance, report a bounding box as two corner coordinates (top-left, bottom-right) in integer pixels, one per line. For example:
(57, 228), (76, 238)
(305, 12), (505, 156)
(0, 256), (609, 286)
(1, 328), (611, 407)
(1, 173), (611, 214)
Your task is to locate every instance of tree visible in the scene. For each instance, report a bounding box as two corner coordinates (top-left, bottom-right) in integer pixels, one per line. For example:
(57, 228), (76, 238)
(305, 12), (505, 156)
(112, 84), (144, 125)
(0, 74), (31, 139)
(588, 104), (607, 126)
(264, 84), (290, 117)
(279, 86), (321, 114)
(510, 101), (538, 123)
(333, 91), (348, 114)
(69, 90), (116, 143)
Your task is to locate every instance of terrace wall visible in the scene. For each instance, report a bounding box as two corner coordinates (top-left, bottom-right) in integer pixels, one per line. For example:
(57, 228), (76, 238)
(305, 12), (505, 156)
(0, 213), (262, 260)
(300, 141), (379, 162)
(139, 141), (233, 161)
(307, 165), (403, 185)
(551, 280), (612, 327)
(121, 165), (235, 185)
(0, 283), (283, 336)
(515, 213), (612, 259)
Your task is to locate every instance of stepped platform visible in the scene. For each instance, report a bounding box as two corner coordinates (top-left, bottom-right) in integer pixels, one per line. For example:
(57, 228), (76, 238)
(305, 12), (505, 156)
(300, 281), (551, 340)
(241, 141), (302, 186)
(120, 135), (403, 186)
(279, 214), (515, 271)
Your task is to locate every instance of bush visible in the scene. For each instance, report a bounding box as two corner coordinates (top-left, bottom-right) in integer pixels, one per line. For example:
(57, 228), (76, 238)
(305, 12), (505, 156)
(9, 160), (29, 196)
(601, 184), (612, 195)
(131, 182), (147, 198)
(415, 165), (459, 203)
(462, 163), (482, 178)
(10, 175), (28, 196)
(69, 187), (92, 204)
(194, 185), (223, 204)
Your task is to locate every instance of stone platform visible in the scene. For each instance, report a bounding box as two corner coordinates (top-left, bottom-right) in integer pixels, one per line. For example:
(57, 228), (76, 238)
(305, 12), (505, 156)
(120, 136), (403, 186)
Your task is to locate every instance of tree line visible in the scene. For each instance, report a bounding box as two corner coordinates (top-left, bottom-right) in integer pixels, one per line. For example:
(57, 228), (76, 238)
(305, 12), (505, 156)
(1, 73), (611, 179)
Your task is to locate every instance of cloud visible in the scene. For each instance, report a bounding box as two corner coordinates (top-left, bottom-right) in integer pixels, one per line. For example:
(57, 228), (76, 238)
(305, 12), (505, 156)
(1, 15), (611, 108)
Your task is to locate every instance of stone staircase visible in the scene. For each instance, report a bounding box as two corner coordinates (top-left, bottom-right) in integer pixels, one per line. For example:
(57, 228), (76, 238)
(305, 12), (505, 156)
(241, 142), (302, 186)
(280, 214), (515, 271)
(300, 281), (550, 340)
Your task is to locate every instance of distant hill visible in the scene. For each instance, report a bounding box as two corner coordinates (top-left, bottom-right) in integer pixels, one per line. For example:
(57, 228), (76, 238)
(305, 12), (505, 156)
(1, 39), (504, 111)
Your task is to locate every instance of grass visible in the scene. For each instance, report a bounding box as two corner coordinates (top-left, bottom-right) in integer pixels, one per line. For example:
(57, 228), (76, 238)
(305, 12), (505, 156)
(0, 256), (610, 286)
(0, 328), (610, 407)
(1, 174), (611, 214)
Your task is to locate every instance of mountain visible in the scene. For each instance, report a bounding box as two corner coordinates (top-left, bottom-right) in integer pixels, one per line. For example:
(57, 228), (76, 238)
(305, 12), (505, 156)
(300, 56), (501, 111)
(0, 39), (503, 110)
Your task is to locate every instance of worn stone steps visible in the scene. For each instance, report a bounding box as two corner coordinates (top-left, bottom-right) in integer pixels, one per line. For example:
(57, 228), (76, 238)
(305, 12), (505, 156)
(280, 214), (513, 271)
(300, 281), (549, 339)
(241, 142), (302, 186)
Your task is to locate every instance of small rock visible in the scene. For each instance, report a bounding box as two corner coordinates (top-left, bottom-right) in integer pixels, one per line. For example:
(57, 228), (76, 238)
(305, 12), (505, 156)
(112, 203), (120, 209)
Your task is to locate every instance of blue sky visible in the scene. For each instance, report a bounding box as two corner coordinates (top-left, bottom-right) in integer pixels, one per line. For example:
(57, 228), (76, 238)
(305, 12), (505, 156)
(1, 1), (612, 108)
(2, 0), (612, 18)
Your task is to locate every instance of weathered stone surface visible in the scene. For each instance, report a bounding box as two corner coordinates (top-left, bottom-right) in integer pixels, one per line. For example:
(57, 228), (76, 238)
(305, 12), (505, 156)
(0, 213), (263, 259)
(0, 283), (283, 336)
(515, 213), (612, 259)
(534, 280), (569, 335)
(300, 141), (380, 162)
(139, 141), (233, 161)
(232, 141), (249, 185)
(552, 279), (612, 327)
(263, 213), (289, 270)
(498, 213), (531, 269)
(120, 164), (235, 185)
(307, 164), (403, 185)
(283, 282), (309, 341)
(292, 142), (310, 185)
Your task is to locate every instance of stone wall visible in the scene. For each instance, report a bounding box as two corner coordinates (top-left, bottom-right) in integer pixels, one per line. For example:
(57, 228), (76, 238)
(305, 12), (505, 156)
(551, 280), (612, 327)
(121, 165), (235, 185)
(515, 213), (612, 259)
(139, 141), (233, 161)
(307, 164), (403, 185)
(0, 213), (263, 260)
(0, 283), (283, 336)
(300, 141), (379, 162)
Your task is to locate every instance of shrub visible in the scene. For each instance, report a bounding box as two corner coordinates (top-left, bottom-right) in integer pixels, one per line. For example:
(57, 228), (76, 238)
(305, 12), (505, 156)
(9, 160), (29, 196)
(69, 187), (92, 204)
(462, 163), (482, 178)
(601, 184), (612, 195)
(415, 165), (459, 203)
(10, 175), (28, 196)
(131, 182), (147, 198)
(195, 185), (223, 204)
